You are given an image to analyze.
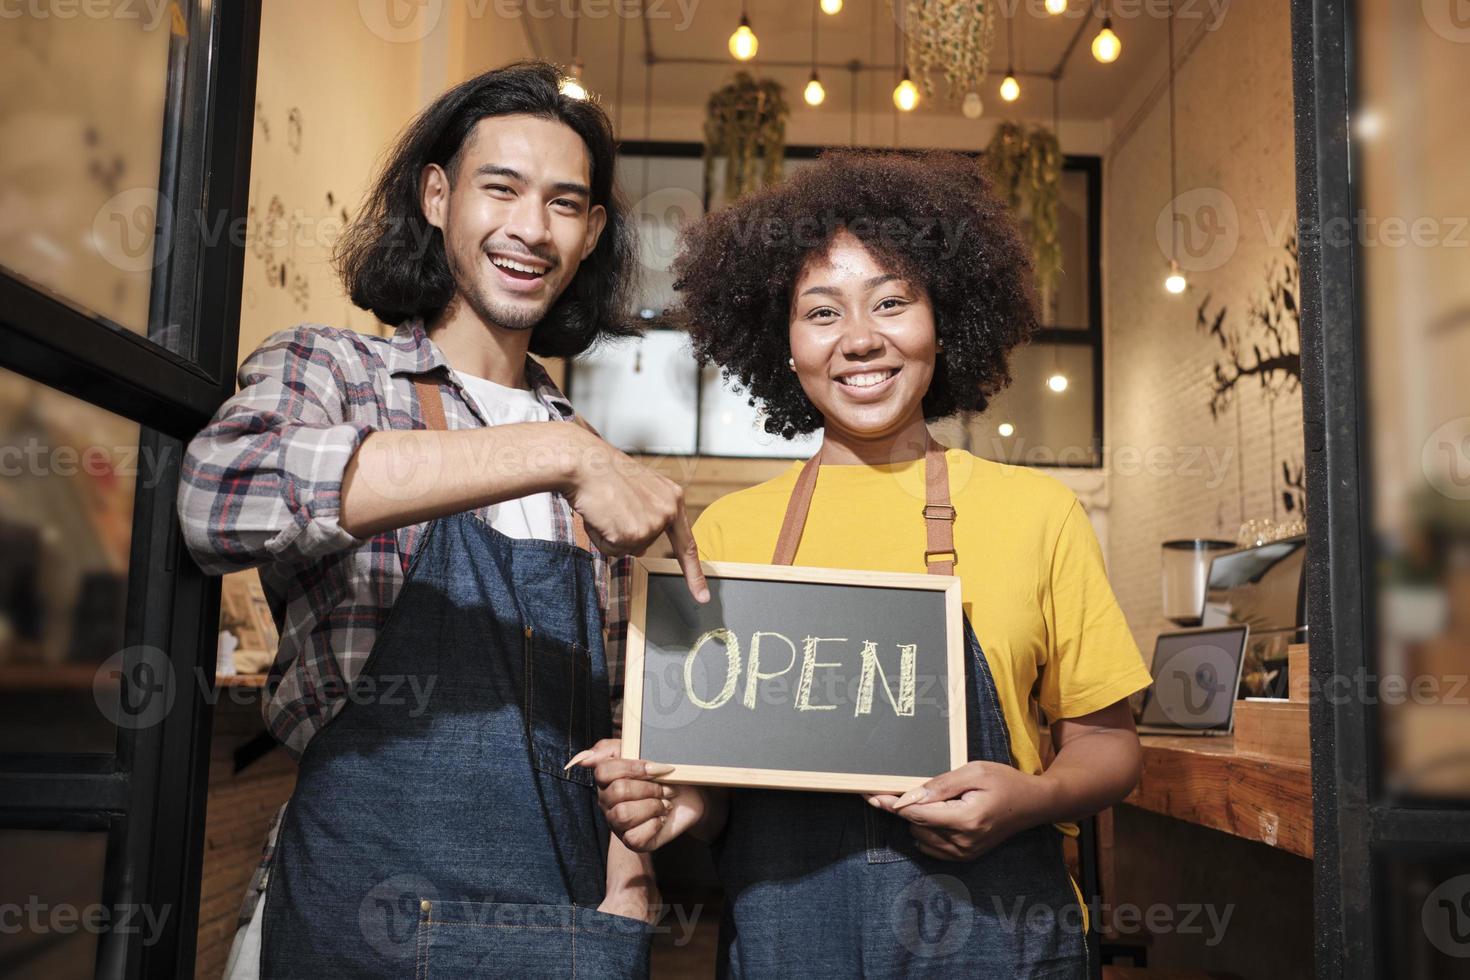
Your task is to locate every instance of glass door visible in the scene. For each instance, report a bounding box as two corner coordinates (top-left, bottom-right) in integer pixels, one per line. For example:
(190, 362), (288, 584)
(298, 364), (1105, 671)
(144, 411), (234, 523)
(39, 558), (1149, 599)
(0, 2), (260, 976)
(1293, 0), (1470, 976)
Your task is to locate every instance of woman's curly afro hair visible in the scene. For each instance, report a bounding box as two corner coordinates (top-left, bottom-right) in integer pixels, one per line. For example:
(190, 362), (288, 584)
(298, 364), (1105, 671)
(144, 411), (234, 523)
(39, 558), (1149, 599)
(671, 150), (1039, 438)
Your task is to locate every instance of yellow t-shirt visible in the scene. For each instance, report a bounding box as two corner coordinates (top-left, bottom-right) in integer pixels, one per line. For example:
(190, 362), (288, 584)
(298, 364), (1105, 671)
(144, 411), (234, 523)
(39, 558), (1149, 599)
(692, 447), (1153, 835)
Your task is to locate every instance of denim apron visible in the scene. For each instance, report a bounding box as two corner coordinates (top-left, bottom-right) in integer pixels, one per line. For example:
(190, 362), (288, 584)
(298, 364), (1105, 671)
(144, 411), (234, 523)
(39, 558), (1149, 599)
(260, 379), (651, 979)
(713, 440), (1088, 979)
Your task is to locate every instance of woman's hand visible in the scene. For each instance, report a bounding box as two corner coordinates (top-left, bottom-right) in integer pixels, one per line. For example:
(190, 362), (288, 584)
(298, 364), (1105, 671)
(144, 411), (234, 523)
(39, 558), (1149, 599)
(867, 761), (1056, 862)
(569, 739), (709, 853)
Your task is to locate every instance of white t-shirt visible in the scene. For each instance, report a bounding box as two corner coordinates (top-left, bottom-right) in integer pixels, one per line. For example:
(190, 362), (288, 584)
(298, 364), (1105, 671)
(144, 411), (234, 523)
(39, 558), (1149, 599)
(456, 371), (558, 541)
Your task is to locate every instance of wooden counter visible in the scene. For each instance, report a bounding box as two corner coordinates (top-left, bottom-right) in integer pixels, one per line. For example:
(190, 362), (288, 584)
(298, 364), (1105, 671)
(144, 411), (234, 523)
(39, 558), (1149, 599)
(1125, 732), (1313, 858)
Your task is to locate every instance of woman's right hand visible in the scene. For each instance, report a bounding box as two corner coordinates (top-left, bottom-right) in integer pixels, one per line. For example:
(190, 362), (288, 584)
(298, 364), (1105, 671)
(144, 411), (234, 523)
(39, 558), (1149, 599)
(568, 739), (709, 852)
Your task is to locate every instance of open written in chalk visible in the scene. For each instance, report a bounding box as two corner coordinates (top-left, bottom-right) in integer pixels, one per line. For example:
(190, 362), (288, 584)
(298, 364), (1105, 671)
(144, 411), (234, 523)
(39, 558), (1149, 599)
(622, 559), (967, 794)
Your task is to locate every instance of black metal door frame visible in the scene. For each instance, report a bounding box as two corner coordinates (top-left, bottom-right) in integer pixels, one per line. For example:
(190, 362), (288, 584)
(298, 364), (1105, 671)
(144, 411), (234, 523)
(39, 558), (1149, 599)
(1292, 1), (1470, 976)
(0, 2), (259, 976)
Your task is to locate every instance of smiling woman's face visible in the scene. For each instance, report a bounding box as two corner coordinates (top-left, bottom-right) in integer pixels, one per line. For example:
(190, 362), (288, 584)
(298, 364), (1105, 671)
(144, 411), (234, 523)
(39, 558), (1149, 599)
(787, 230), (937, 444)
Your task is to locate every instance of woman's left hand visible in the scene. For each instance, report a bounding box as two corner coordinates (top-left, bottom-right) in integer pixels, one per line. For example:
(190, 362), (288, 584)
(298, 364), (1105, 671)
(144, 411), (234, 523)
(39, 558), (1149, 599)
(867, 761), (1055, 862)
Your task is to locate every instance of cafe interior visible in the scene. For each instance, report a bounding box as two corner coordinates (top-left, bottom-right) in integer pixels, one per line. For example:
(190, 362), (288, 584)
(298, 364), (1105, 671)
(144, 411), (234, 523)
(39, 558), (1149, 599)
(0, 0), (1467, 977)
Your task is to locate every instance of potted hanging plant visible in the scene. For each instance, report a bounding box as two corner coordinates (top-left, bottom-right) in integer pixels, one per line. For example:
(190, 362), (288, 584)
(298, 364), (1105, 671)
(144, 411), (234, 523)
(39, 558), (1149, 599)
(985, 122), (1063, 299)
(702, 72), (789, 205)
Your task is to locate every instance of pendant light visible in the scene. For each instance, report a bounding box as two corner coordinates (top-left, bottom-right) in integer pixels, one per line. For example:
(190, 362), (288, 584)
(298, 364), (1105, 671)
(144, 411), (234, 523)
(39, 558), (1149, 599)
(999, 6), (1020, 102)
(1162, 0), (1186, 294)
(560, 0), (587, 99)
(820, 0), (842, 14)
(611, 0), (625, 129)
(1092, 3), (1121, 63)
(1045, 0), (1066, 13)
(1046, 328), (1067, 393)
(635, 52), (656, 323)
(893, 71), (919, 111)
(962, 91), (984, 119)
(729, 0), (758, 61)
(892, 0), (918, 111)
(804, 3), (826, 105)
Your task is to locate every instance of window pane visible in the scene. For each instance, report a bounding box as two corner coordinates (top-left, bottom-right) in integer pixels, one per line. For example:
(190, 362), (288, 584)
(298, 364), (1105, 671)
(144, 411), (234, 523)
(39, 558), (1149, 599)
(0, 828), (109, 978)
(1357, 0), (1470, 800)
(0, 7), (180, 347)
(1381, 851), (1470, 975)
(697, 365), (821, 460)
(619, 154), (704, 320)
(0, 366), (140, 755)
(1041, 168), (1094, 330)
(571, 332), (698, 454)
(963, 343), (1097, 466)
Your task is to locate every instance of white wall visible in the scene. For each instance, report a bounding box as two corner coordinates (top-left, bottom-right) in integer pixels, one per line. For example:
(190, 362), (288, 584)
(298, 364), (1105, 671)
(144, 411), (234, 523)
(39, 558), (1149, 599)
(239, 0), (537, 366)
(1102, 0), (1301, 659)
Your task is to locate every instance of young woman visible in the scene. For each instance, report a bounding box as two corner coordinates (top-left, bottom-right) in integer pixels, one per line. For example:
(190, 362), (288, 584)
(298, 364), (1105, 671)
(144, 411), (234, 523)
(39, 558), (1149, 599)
(573, 150), (1153, 977)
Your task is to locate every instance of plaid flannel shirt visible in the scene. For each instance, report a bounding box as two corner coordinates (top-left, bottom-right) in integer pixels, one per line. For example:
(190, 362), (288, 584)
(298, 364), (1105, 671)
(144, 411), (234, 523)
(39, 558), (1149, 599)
(178, 320), (632, 758)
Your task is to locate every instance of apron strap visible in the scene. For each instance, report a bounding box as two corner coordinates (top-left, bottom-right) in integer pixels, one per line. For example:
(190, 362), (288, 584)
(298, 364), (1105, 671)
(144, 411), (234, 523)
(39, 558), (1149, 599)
(413, 376), (592, 553)
(771, 436), (957, 577)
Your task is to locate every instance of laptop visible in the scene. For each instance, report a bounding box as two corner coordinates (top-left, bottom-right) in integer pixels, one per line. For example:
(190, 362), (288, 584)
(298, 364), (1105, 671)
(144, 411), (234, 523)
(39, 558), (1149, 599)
(1135, 625), (1250, 737)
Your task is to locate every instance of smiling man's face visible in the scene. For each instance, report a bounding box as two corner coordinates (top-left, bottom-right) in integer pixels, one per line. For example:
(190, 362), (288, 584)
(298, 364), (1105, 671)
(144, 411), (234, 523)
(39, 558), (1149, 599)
(421, 114), (606, 333)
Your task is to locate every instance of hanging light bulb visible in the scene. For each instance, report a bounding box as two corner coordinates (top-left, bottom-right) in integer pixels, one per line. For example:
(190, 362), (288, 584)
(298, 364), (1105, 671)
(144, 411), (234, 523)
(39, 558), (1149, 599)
(560, 61), (587, 100)
(804, 71), (826, 106)
(729, 14), (758, 61)
(1162, 6), (1184, 297)
(999, 7), (1020, 103)
(1045, 0), (1066, 12)
(1000, 70), (1020, 102)
(998, 422), (1015, 438)
(820, 0), (842, 13)
(1047, 373), (1069, 393)
(962, 91), (984, 119)
(893, 69), (919, 111)
(1164, 259), (1187, 294)
(1092, 17), (1121, 63)
(804, 5), (824, 106)
(562, 1), (586, 100)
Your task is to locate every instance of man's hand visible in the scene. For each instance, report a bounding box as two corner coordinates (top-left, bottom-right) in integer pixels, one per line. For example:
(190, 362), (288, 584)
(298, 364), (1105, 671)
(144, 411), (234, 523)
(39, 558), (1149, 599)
(596, 888), (659, 925)
(342, 421), (710, 603)
(867, 761), (1055, 862)
(561, 427), (709, 603)
(569, 739), (710, 852)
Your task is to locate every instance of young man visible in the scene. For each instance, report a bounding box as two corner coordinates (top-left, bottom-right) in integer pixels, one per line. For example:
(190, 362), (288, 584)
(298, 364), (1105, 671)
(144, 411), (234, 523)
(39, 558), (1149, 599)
(180, 62), (706, 979)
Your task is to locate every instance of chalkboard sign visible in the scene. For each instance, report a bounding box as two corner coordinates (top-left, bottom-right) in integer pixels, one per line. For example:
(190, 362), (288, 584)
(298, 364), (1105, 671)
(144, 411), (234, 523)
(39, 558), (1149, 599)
(622, 558), (966, 793)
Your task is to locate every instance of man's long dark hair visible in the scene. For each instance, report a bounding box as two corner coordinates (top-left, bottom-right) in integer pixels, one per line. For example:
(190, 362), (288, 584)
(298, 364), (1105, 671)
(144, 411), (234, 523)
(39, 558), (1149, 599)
(335, 61), (638, 357)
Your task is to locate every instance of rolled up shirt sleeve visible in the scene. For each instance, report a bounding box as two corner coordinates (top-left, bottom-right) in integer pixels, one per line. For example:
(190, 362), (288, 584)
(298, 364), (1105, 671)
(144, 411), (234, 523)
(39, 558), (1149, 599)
(178, 327), (375, 574)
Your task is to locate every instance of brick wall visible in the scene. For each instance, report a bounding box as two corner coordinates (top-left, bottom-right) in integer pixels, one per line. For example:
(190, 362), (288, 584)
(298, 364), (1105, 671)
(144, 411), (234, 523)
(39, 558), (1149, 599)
(1103, 0), (1303, 661)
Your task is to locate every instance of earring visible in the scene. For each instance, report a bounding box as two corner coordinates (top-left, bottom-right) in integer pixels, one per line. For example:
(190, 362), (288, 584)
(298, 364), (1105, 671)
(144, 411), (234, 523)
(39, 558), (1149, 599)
(788, 357), (796, 370)
(936, 339), (945, 352)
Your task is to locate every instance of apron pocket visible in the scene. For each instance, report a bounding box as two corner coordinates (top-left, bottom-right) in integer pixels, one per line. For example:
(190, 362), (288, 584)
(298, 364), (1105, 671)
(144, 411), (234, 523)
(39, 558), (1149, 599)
(524, 629), (595, 786)
(416, 901), (650, 980)
(865, 805), (918, 864)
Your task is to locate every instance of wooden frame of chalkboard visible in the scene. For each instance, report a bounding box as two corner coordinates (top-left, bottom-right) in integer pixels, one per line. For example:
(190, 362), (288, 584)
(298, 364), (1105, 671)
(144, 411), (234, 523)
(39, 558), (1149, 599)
(622, 558), (967, 793)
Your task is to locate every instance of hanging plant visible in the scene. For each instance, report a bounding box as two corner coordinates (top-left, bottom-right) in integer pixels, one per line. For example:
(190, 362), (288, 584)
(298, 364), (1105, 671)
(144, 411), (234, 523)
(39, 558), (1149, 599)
(891, 0), (997, 106)
(984, 122), (1063, 298)
(702, 72), (789, 205)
